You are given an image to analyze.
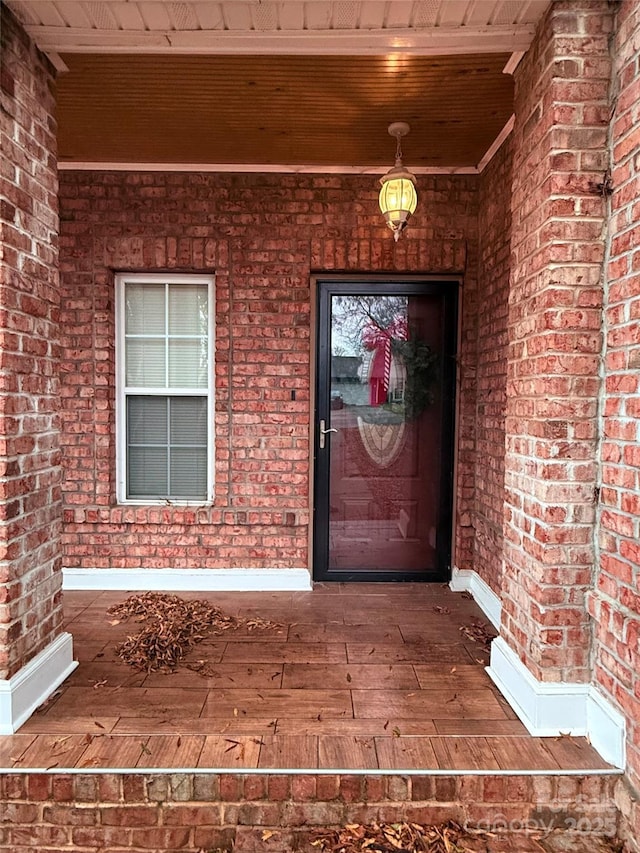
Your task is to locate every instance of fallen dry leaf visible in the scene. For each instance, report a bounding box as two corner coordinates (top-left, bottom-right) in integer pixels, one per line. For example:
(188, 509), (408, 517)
(459, 621), (495, 652)
(107, 592), (283, 674)
(311, 820), (494, 853)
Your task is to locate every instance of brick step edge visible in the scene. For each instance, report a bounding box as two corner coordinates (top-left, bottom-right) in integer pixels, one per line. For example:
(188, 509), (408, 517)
(0, 772), (623, 852)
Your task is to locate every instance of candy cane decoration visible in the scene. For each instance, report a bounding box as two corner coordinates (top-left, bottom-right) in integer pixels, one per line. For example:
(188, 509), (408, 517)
(362, 316), (408, 403)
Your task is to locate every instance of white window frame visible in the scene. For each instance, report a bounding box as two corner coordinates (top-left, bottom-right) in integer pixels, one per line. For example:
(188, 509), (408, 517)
(115, 272), (215, 505)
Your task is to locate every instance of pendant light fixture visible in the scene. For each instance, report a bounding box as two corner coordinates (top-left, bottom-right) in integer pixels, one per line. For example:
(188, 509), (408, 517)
(378, 122), (418, 241)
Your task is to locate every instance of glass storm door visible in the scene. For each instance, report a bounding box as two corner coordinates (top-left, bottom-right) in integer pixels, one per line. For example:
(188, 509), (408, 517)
(313, 280), (458, 582)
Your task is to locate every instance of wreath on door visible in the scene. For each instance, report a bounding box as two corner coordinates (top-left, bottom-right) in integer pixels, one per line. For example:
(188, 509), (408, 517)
(362, 318), (438, 421)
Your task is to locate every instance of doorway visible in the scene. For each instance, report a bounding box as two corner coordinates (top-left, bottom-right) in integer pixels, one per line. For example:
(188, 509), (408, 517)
(313, 278), (458, 582)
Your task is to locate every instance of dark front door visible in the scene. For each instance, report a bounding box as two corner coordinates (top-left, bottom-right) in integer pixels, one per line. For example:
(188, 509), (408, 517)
(313, 279), (458, 582)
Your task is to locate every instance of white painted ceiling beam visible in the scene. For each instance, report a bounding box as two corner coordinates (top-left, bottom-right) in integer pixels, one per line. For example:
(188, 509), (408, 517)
(57, 161), (480, 175)
(26, 24), (536, 55)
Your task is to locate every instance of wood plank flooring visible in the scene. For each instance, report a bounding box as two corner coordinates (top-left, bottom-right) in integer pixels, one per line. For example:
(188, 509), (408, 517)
(2, 584), (612, 772)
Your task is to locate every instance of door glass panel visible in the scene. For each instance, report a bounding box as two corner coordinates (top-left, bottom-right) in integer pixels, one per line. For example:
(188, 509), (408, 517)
(327, 293), (445, 573)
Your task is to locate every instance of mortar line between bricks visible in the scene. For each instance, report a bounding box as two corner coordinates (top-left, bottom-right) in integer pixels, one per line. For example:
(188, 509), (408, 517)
(0, 766), (623, 776)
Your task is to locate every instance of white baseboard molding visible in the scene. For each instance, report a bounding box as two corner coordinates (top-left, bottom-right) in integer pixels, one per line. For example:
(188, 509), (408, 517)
(587, 683), (626, 772)
(0, 633), (77, 734)
(63, 567), (312, 592)
(449, 567), (502, 629)
(487, 636), (625, 769)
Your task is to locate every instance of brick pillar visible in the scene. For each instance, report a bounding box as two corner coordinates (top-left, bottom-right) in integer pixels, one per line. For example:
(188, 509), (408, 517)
(0, 5), (72, 727)
(500, 1), (613, 684)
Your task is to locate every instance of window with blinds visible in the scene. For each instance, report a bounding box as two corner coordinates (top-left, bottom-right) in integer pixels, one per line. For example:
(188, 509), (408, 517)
(116, 274), (214, 503)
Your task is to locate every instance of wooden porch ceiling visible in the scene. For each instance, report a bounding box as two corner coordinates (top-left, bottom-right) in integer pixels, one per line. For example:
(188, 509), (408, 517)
(54, 52), (514, 169)
(7, 1), (551, 170)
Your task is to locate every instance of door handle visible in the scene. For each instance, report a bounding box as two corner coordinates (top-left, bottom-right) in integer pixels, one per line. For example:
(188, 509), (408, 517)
(319, 419), (338, 450)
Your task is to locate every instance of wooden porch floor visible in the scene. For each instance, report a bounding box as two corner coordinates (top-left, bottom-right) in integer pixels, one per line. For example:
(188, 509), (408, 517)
(2, 584), (613, 772)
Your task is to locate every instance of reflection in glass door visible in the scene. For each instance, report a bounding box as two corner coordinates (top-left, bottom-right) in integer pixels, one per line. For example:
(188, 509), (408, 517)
(313, 280), (458, 581)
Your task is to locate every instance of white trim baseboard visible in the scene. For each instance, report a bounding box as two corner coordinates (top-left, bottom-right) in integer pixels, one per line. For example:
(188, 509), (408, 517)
(587, 684), (626, 772)
(487, 636), (625, 769)
(0, 633), (77, 735)
(62, 567), (312, 592)
(449, 567), (502, 629)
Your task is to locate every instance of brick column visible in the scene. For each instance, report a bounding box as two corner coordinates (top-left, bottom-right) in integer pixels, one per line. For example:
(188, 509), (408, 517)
(0, 6), (73, 729)
(499, 1), (612, 684)
(593, 0), (640, 823)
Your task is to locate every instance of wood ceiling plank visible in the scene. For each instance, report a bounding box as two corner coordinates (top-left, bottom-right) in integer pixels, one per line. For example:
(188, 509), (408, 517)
(7, 1), (41, 25)
(54, 1), (94, 28)
(305, 1), (333, 30)
(464, 0), (499, 26)
(27, 1), (66, 26)
(84, 1), (120, 29)
(384, 1), (414, 28)
(437, 0), (472, 27)
(167, 2), (199, 29)
(332, 1), (360, 29)
(412, 0), (440, 28)
(278, 1), (305, 30)
(251, 1), (279, 31)
(358, 1), (386, 30)
(56, 53), (513, 167)
(192, 3), (224, 30)
(492, 0), (524, 25)
(108, 2), (147, 31)
(222, 2), (254, 30)
(138, 1), (173, 30)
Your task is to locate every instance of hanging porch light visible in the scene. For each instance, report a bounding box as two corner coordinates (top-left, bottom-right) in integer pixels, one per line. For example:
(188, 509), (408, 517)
(378, 122), (418, 241)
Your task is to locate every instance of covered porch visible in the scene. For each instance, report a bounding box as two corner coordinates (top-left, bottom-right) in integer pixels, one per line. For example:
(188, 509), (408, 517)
(3, 584), (611, 774)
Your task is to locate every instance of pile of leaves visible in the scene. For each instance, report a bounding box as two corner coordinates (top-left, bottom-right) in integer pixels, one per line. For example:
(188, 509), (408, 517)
(309, 821), (624, 853)
(459, 621), (495, 653)
(107, 592), (280, 673)
(310, 820), (492, 853)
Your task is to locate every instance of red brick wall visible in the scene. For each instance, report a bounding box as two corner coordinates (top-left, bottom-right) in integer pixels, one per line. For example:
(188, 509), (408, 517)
(0, 6), (63, 678)
(0, 771), (619, 852)
(472, 138), (513, 594)
(592, 0), (640, 811)
(58, 171), (478, 571)
(501, 0), (612, 683)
